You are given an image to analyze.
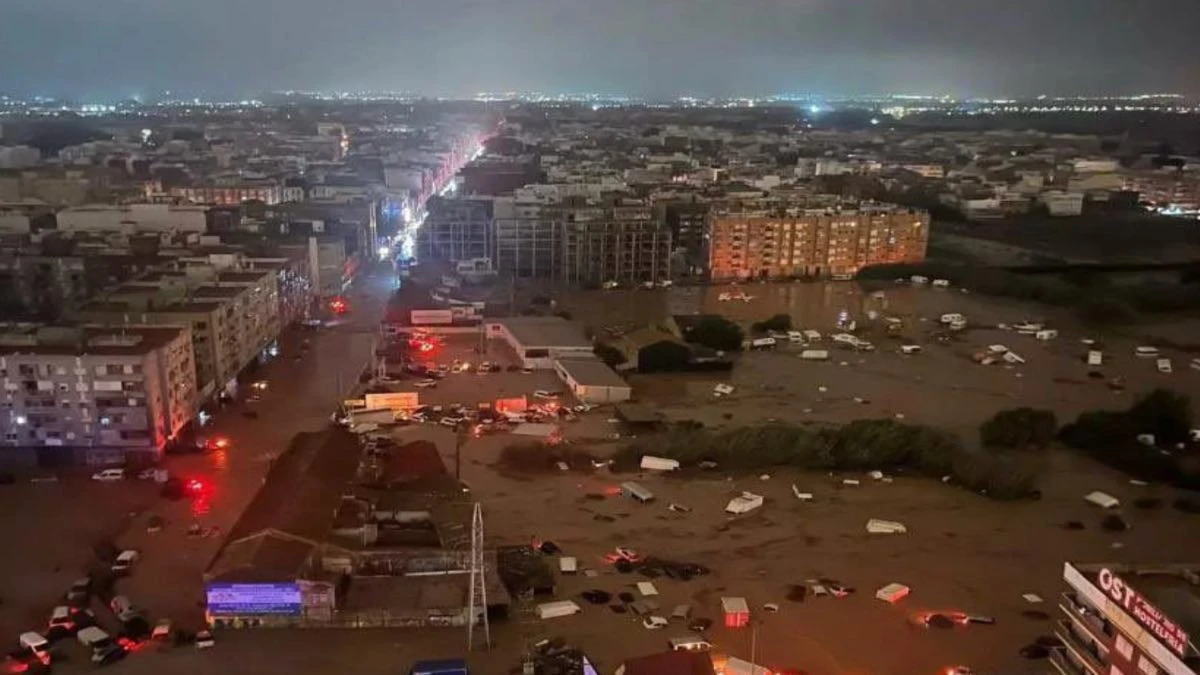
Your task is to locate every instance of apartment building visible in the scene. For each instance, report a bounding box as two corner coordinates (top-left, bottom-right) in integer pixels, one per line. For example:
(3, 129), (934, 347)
(492, 194), (562, 279)
(419, 196), (494, 262)
(1055, 562), (1198, 675)
(56, 203), (209, 233)
(244, 256), (313, 327)
(74, 268), (281, 399)
(1124, 171), (1200, 211)
(0, 324), (197, 465)
(171, 181), (282, 206)
(0, 253), (105, 320)
(559, 198), (672, 285)
(708, 202), (929, 280)
(483, 191), (675, 285)
(658, 200), (710, 276)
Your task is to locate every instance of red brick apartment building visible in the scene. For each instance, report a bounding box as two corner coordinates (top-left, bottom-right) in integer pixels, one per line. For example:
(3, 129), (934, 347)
(707, 203), (929, 280)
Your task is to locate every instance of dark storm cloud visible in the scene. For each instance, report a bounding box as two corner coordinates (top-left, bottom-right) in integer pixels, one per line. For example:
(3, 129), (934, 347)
(1, 0), (1198, 98)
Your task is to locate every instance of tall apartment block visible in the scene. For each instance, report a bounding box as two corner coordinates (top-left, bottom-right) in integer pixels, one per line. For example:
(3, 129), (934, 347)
(1, 325), (197, 465)
(74, 265), (282, 399)
(1056, 562), (1198, 675)
(707, 202), (929, 280)
(558, 198), (671, 286)
(431, 193), (672, 285)
(419, 196), (495, 262)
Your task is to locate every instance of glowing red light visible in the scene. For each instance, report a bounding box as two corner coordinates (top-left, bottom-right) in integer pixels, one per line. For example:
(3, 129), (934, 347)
(211, 437), (230, 449)
(186, 479), (205, 493)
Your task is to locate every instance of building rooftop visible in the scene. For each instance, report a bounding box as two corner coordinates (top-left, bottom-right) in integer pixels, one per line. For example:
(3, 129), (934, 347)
(192, 285), (245, 299)
(216, 429), (361, 549)
(620, 651), (716, 675)
(216, 270), (272, 283)
(498, 317), (592, 348)
(0, 324), (185, 357)
(555, 357), (627, 388)
(1076, 563), (1200, 650)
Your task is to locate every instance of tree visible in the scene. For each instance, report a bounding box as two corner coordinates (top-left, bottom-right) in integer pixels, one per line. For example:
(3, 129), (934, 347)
(593, 343), (627, 368)
(684, 316), (744, 352)
(980, 408), (1058, 449)
(751, 313), (792, 334)
(1128, 389), (1193, 445)
(637, 341), (692, 373)
(1060, 410), (1135, 452)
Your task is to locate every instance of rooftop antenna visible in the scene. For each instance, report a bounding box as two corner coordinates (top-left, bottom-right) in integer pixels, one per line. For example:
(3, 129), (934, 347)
(467, 502), (490, 650)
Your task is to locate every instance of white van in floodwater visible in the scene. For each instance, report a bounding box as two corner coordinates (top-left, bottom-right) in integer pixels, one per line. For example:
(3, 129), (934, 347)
(1135, 346), (1159, 358)
(750, 337), (777, 350)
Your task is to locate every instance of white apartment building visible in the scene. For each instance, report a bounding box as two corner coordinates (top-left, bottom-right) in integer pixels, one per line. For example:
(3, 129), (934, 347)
(0, 325), (197, 465)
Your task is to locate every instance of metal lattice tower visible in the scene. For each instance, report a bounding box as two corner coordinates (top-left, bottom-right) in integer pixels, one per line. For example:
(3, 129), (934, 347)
(467, 502), (491, 650)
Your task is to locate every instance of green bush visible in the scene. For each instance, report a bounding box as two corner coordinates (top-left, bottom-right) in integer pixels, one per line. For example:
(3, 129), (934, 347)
(1128, 388), (1193, 445)
(950, 452), (1041, 500)
(1060, 389), (1197, 488)
(614, 419), (1040, 500)
(683, 316), (744, 352)
(751, 313), (792, 334)
(593, 343), (628, 368)
(498, 442), (595, 473)
(980, 408), (1058, 449)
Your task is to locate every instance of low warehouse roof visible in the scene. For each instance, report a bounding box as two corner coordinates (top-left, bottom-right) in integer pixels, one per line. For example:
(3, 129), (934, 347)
(498, 317), (592, 348)
(556, 358), (628, 388)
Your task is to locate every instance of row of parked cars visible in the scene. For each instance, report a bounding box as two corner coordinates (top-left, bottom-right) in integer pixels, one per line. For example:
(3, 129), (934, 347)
(7, 543), (213, 671)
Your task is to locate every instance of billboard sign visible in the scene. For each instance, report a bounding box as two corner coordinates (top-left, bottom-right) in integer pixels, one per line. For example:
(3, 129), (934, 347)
(411, 309), (453, 325)
(1097, 568), (1189, 656)
(206, 583), (302, 616)
(364, 391), (420, 411)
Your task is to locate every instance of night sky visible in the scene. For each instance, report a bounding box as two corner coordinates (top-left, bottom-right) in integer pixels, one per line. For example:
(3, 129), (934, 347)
(2, 0), (1198, 99)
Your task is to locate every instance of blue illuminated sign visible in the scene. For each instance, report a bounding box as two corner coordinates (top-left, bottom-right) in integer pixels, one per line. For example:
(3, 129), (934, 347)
(205, 583), (302, 616)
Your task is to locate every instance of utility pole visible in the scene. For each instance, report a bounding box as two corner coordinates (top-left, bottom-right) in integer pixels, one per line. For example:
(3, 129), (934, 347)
(466, 502), (490, 650)
(749, 619), (761, 675)
(455, 422), (469, 480)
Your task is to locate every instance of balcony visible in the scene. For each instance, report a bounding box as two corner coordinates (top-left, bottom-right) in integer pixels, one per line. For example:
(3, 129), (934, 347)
(1054, 620), (1108, 675)
(1058, 593), (1113, 647)
(1049, 647), (1088, 675)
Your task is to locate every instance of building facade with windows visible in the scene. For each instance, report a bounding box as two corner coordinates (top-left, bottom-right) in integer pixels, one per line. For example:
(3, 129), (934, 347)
(171, 181), (282, 206)
(1055, 562), (1199, 675)
(419, 196), (494, 263)
(707, 202), (929, 280)
(0, 325), (196, 465)
(486, 193), (672, 285)
(73, 267), (282, 400)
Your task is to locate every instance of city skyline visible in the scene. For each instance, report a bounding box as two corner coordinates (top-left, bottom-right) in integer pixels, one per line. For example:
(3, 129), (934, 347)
(2, 0), (1199, 100)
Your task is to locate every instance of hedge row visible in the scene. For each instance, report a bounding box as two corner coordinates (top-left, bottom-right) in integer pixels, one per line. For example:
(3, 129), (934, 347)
(614, 419), (1041, 500)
